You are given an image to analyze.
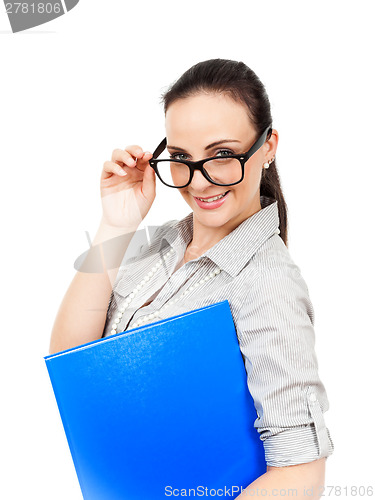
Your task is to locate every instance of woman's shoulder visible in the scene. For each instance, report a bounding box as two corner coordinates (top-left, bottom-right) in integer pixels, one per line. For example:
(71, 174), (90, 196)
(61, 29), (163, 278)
(147, 217), (180, 244)
(145, 212), (193, 253)
(235, 234), (316, 335)
(241, 233), (313, 307)
(119, 217), (181, 269)
(246, 232), (297, 276)
(147, 216), (186, 250)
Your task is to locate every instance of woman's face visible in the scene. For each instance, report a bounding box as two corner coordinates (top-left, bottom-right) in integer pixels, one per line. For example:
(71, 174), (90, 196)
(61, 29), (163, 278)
(164, 92), (274, 230)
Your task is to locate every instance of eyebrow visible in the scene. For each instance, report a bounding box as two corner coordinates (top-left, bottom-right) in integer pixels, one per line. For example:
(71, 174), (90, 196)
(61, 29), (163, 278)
(166, 139), (242, 153)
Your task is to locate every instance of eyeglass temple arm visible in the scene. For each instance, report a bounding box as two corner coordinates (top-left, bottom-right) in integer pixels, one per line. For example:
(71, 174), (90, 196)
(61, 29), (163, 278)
(152, 138), (167, 159)
(244, 126), (273, 159)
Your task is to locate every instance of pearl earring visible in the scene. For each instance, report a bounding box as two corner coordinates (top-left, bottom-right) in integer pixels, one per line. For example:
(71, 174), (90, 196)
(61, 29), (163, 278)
(263, 157), (275, 169)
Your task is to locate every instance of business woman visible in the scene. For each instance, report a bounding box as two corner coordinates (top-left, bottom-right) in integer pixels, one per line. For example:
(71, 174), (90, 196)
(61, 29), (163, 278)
(49, 58), (334, 499)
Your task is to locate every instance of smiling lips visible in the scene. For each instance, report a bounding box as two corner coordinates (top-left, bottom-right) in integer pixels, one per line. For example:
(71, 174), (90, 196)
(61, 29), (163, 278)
(193, 190), (230, 209)
(194, 191), (229, 202)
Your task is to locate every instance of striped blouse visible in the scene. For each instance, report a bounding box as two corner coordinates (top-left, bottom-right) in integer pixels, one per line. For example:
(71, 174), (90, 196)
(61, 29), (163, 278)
(102, 194), (334, 468)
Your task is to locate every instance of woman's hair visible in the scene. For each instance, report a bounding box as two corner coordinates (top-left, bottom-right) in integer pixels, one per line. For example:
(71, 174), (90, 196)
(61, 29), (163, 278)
(160, 58), (289, 247)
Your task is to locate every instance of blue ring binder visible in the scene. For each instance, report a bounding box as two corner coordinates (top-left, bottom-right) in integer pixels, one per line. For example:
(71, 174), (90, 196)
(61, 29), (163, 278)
(44, 300), (266, 499)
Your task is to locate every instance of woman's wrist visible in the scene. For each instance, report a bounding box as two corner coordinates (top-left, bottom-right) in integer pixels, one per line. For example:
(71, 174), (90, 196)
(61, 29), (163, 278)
(76, 218), (140, 274)
(92, 217), (140, 246)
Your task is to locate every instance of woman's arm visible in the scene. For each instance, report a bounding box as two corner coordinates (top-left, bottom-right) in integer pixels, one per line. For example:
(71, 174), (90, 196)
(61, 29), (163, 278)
(49, 144), (157, 354)
(233, 258), (334, 487)
(49, 219), (139, 354)
(235, 458), (326, 499)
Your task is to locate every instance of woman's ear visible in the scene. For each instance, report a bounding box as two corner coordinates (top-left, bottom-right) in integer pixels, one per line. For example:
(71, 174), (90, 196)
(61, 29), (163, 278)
(265, 129), (279, 159)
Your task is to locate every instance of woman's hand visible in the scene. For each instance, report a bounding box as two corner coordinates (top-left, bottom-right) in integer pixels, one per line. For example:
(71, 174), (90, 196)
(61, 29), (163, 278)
(99, 145), (156, 228)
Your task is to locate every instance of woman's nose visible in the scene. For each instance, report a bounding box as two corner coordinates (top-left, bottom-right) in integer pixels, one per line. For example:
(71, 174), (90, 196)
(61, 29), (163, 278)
(189, 169), (215, 192)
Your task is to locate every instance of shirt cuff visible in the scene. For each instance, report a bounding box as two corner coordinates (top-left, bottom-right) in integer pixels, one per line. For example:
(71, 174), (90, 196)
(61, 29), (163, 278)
(261, 423), (334, 467)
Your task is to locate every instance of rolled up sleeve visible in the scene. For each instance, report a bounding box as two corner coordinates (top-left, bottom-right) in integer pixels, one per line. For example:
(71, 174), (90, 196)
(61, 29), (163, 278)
(235, 261), (334, 467)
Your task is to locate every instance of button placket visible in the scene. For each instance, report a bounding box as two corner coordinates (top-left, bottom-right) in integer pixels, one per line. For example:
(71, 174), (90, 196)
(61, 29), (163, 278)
(129, 262), (191, 326)
(109, 248), (178, 335)
(128, 261), (221, 330)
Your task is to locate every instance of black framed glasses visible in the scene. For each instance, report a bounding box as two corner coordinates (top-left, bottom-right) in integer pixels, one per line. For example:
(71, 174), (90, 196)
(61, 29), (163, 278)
(149, 125), (273, 188)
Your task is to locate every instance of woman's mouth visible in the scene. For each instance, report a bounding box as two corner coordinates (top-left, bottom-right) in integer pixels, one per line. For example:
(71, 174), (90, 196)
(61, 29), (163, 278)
(193, 190), (230, 210)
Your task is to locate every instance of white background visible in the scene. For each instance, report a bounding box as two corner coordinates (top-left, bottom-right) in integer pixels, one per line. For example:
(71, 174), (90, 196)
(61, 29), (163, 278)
(1, 1), (374, 498)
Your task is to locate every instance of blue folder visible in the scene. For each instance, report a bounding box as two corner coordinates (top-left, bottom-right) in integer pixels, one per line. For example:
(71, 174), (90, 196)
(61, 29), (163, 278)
(44, 300), (266, 499)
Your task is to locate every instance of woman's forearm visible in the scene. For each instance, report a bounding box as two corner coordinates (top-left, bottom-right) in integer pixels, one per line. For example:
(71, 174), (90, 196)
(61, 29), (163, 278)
(49, 219), (139, 354)
(234, 458), (326, 499)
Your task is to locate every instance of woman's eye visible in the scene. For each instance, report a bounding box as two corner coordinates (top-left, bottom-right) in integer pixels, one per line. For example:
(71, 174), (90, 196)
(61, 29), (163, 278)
(170, 153), (188, 160)
(170, 149), (234, 161)
(216, 149), (234, 157)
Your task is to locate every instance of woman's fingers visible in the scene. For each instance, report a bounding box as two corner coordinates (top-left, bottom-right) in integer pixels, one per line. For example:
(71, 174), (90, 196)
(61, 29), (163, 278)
(111, 149), (135, 166)
(135, 151), (153, 172)
(102, 160), (127, 178)
(99, 143), (157, 226)
(102, 147), (153, 181)
(112, 146), (153, 167)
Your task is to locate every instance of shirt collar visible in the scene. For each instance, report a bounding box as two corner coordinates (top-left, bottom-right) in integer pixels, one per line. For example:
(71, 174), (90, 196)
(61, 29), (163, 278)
(158, 195), (280, 278)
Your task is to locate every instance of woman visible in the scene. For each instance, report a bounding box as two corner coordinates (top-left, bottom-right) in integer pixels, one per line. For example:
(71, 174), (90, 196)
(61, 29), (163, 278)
(49, 59), (334, 498)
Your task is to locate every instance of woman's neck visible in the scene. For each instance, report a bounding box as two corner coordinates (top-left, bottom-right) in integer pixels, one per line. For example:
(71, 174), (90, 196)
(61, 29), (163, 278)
(185, 199), (263, 262)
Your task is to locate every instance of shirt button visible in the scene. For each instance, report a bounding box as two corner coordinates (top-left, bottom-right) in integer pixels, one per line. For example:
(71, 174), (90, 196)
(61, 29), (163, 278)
(309, 392), (317, 402)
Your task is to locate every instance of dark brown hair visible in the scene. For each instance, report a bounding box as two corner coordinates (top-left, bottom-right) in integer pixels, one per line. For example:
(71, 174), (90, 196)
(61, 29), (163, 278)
(160, 58), (289, 247)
